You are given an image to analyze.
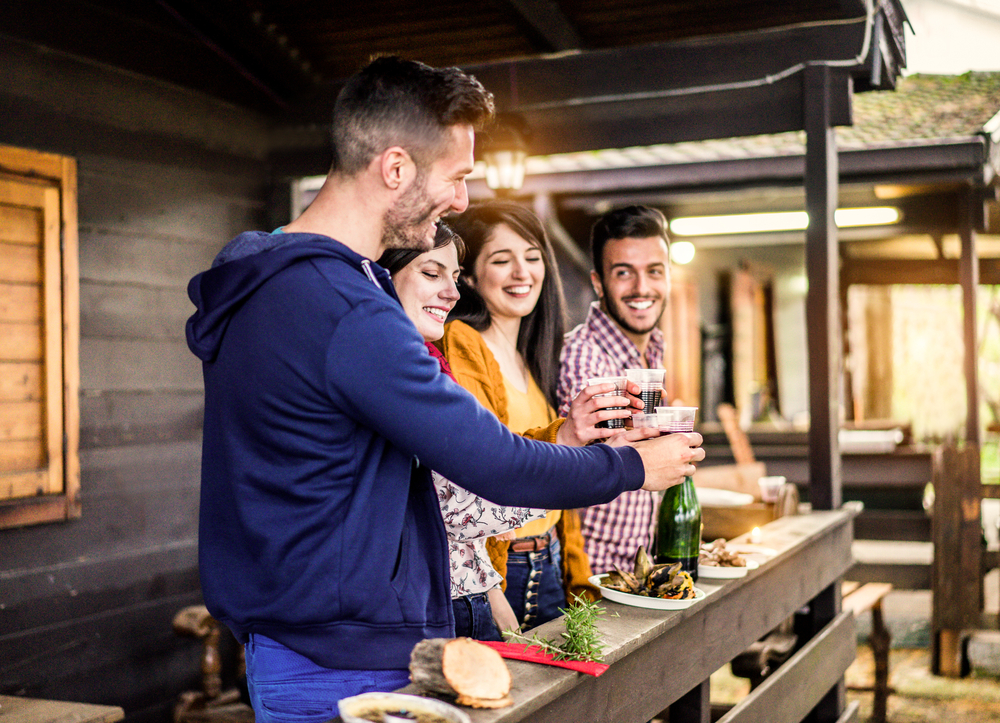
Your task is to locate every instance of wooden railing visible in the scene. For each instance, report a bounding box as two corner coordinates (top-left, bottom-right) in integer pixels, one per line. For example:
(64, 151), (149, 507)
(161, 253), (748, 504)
(377, 508), (862, 723)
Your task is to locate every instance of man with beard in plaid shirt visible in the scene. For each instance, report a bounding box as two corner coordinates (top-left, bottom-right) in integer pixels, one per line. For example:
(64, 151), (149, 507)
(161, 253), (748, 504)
(558, 205), (689, 574)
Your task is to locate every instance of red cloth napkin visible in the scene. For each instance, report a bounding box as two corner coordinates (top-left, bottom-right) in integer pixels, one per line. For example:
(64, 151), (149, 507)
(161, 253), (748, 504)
(477, 641), (610, 677)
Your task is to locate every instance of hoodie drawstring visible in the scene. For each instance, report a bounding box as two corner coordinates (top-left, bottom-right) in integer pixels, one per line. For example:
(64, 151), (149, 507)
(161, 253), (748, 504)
(361, 259), (382, 289)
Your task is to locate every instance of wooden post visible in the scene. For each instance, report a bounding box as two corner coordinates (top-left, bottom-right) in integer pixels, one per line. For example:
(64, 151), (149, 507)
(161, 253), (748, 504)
(804, 63), (842, 511)
(668, 679), (710, 723)
(802, 64), (845, 723)
(959, 188), (980, 445)
(931, 444), (982, 677)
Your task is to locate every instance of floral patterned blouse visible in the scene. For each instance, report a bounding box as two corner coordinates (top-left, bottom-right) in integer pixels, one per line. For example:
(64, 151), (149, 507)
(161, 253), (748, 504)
(433, 471), (545, 597)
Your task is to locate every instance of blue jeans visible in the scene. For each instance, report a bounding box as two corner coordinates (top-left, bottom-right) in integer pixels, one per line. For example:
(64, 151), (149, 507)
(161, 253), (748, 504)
(503, 536), (566, 630)
(452, 592), (504, 641)
(244, 634), (410, 723)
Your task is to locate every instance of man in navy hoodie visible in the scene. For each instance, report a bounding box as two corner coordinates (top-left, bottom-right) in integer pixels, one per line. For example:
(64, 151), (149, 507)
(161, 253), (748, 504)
(186, 56), (704, 722)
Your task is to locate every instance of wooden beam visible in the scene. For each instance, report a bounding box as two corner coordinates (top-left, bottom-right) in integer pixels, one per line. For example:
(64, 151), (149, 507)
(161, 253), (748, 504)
(932, 444), (982, 676)
(466, 19), (869, 110)
(461, 19), (870, 154)
(960, 188), (981, 445)
(716, 612), (857, 723)
(804, 63), (843, 512)
(842, 258), (1000, 286)
(497, 0), (582, 51)
(465, 139), (988, 205)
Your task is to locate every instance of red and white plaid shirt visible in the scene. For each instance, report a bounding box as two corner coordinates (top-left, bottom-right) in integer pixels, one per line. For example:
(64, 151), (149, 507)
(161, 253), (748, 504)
(558, 302), (665, 574)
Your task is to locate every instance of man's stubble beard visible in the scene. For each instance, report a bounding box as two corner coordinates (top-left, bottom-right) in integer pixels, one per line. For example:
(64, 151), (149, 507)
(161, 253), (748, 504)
(600, 281), (666, 337)
(381, 169), (436, 252)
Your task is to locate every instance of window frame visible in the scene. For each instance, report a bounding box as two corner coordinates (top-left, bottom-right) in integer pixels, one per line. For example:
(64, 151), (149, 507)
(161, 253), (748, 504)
(0, 144), (80, 528)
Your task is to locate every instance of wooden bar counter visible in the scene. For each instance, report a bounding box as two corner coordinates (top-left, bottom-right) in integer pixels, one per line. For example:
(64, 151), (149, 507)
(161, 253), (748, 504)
(395, 508), (860, 723)
(0, 696), (123, 723)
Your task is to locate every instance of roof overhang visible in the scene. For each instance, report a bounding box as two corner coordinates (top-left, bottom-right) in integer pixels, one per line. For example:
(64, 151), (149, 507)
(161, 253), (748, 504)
(463, 11), (887, 156)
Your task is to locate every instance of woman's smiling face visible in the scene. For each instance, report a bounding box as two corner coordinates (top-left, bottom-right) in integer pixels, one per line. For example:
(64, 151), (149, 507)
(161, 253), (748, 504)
(392, 242), (462, 342)
(467, 223), (545, 323)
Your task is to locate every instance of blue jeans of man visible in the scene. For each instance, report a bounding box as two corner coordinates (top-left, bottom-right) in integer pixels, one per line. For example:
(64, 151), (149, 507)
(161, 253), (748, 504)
(452, 591), (504, 641)
(244, 633), (410, 723)
(503, 536), (566, 630)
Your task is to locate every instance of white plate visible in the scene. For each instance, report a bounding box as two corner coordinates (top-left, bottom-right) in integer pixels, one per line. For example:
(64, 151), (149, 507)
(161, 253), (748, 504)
(726, 544), (778, 558)
(698, 558), (759, 579)
(696, 487), (755, 507)
(338, 692), (471, 723)
(590, 574), (705, 610)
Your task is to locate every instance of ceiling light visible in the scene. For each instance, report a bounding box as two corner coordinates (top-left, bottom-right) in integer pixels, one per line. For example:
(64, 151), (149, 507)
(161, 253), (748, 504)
(669, 240), (696, 265)
(482, 116), (530, 193)
(669, 207), (901, 236)
(834, 207), (901, 227)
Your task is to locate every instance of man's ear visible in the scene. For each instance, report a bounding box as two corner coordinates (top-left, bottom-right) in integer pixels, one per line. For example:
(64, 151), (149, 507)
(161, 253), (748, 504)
(380, 146), (415, 191)
(590, 269), (603, 299)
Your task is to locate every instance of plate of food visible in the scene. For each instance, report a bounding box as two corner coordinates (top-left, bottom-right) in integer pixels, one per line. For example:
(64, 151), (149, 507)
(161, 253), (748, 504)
(698, 538), (760, 578)
(591, 574), (706, 610)
(339, 692), (471, 723)
(726, 543), (778, 558)
(698, 558), (759, 579)
(591, 546), (707, 610)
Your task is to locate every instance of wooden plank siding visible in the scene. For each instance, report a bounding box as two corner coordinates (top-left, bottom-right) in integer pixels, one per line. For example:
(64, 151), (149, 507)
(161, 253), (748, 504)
(0, 36), (269, 723)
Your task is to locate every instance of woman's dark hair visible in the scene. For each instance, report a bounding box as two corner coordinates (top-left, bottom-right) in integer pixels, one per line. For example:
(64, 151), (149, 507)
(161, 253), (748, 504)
(376, 222), (466, 277)
(447, 201), (566, 410)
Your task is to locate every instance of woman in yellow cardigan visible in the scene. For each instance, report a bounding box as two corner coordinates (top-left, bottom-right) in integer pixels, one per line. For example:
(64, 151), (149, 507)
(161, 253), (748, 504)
(442, 201), (640, 630)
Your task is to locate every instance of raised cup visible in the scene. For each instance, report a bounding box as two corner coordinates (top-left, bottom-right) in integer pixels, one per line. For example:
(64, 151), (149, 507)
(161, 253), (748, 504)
(655, 406), (698, 433)
(588, 376), (628, 429)
(626, 368), (666, 414)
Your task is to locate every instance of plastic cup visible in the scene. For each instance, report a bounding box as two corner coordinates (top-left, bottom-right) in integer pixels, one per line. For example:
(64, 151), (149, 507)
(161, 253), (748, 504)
(655, 406), (698, 433)
(758, 475), (786, 503)
(626, 368), (665, 413)
(630, 412), (661, 431)
(588, 376), (628, 429)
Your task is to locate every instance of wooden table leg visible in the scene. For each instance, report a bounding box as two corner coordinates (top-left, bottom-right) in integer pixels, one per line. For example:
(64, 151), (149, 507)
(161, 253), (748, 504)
(870, 601), (891, 723)
(667, 679), (710, 723)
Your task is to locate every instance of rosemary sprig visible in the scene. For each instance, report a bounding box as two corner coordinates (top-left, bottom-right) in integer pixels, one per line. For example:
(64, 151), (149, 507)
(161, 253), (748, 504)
(502, 593), (607, 662)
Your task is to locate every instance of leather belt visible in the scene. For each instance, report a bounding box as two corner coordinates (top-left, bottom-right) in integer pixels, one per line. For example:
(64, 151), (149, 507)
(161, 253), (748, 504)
(509, 530), (554, 553)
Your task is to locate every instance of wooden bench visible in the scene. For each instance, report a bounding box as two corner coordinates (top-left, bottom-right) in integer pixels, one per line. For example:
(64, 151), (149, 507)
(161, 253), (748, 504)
(842, 581), (893, 723)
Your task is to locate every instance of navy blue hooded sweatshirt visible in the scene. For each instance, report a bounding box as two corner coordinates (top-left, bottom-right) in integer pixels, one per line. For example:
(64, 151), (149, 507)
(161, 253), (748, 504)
(186, 231), (645, 670)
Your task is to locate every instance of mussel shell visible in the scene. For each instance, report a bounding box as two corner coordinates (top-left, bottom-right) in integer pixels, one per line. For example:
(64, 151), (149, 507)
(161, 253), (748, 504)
(648, 561), (682, 587)
(611, 563), (642, 593)
(633, 546), (653, 580)
(604, 570), (625, 585)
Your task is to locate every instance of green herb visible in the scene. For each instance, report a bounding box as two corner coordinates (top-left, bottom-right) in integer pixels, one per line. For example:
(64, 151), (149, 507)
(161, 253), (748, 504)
(502, 593), (607, 662)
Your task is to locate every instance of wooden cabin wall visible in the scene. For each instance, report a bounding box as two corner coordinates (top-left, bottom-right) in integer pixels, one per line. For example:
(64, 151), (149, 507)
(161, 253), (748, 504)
(0, 38), (271, 723)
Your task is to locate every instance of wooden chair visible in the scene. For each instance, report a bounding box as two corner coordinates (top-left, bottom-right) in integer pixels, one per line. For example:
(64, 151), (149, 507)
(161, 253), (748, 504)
(173, 605), (254, 723)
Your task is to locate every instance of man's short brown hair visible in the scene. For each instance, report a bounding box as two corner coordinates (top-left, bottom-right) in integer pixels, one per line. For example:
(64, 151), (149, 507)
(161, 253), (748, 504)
(331, 56), (495, 176)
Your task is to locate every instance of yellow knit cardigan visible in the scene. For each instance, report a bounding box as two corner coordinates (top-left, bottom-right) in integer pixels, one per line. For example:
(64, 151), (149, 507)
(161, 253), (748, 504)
(439, 320), (598, 602)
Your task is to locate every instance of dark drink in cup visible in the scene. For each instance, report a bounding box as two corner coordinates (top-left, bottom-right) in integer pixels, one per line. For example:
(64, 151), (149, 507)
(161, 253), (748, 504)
(626, 368), (666, 415)
(587, 376), (627, 429)
(639, 389), (662, 413)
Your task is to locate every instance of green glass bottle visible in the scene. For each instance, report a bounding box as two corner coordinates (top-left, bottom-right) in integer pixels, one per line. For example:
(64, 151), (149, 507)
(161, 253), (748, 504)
(655, 475), (702, 581)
